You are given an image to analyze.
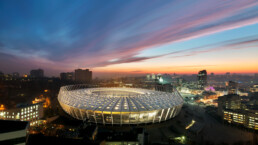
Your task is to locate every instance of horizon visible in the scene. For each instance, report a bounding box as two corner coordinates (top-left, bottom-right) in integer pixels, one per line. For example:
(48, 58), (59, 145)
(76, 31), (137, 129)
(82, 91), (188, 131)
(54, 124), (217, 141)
(1, 68), (257, 78)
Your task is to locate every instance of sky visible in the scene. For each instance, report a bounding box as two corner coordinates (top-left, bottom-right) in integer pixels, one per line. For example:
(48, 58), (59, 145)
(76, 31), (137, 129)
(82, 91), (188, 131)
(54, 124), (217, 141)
(0, 0), (258, 77)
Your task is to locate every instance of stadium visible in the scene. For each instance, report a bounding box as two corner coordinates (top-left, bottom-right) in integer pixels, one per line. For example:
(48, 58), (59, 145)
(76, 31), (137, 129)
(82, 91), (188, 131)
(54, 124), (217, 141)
(58, 85), (184, 125)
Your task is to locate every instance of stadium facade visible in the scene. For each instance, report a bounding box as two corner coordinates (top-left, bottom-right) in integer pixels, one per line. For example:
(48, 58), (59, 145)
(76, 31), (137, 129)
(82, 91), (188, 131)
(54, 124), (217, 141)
(58, 85), (184, 125)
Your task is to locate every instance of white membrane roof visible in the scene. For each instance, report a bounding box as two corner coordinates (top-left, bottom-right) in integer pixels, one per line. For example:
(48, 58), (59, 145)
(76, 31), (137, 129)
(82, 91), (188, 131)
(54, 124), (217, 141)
(58, 87), (184, 112)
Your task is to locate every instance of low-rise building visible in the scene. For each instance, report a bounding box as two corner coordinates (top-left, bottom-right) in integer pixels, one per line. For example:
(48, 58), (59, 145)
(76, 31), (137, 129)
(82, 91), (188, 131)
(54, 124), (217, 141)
(0, 120), (29, 145)
(223, 109), (258, 130)
(0, 103), (44, 126)
(218, 94), (258, 130)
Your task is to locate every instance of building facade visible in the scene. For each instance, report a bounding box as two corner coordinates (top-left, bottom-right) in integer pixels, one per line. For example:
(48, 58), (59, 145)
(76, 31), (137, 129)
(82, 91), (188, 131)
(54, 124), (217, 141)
(226, 81), (238, 95)
(0, 103), (44, 126)
(60, 72), (74, 81)
(218, 94), (258, 130)
(223, 109), (258, 130)
(30, 69), (44, 78)
(197, 70), (207, 89)
(75, 69), (92, 83)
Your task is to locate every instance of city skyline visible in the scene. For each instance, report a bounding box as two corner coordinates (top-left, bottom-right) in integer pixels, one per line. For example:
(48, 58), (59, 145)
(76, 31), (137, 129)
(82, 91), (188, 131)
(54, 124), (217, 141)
(0, 0), (258, 77)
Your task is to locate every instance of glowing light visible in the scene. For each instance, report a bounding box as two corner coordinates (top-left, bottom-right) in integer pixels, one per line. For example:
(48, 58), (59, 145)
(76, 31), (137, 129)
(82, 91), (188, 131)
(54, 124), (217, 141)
(0, 104), (5, 111)
(185, 120), (196, 130)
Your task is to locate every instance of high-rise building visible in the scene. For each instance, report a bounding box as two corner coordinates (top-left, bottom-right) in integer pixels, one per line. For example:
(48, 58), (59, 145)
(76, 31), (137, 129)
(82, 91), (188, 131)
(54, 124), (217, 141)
(197, 70), (207, 89)
(30, 69), (44, 78)
(60, 72), (74, 81)
(75, 69), (92, 83)
(226, 81), (238, 95)
(151, 73), (156, 80)
(146, 74), (151, 80)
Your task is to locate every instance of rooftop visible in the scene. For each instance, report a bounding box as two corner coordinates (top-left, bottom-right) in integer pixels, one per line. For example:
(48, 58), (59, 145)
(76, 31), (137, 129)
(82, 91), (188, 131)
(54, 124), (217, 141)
(0, 120), (29, 133)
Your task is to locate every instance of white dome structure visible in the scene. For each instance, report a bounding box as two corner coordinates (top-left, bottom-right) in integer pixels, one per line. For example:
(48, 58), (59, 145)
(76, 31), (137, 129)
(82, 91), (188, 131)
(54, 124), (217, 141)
(58, 85), (183, 125)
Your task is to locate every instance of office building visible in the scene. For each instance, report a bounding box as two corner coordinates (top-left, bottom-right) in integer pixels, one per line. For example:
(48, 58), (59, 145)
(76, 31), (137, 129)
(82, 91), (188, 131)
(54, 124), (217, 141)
(197, 70), (207, 89)
(60, 72), (74, 81)
(75, 69), (92, 83)
(218, 94), (242, 116)
(226, 81), (238, 95)
(0, 120), (29, 145)
(30, 69), (44, 78)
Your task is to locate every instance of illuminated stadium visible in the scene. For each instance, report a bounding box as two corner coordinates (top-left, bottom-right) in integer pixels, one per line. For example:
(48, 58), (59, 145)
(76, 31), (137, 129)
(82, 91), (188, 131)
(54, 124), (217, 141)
(58, 85), (184, 125)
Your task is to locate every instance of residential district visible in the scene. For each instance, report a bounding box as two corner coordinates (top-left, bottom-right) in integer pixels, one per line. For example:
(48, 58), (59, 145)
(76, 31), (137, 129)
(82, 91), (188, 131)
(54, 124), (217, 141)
(0, 69), (257, 145)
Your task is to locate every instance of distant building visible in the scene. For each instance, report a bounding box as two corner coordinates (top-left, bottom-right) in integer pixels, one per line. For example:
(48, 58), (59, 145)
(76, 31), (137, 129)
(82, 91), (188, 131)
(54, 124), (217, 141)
(226, 81), (238, 95)
(32, 95), (51, 108)
(155, 84), (173, 93)
(202, 91), (218, 100)
(3, 74), (12, 81)
(0, 120), (29, 145)
(146, 74), (151, 80)
(197, 70), (207, 89)
(155, 74), (174, 93)
(12, 72), (19, 78)
(145, 73), (157, 83)
(218, 94), (242, 116)
(250, 84), (258, 93)
(0, 71), (3, 80)
(156, 74), (173, 85)
(151, 73), (156, 80)
(0, 103), (44, 126)
(75, 69), (92, 83)
(60, 72), (74, 81)
(30, 69), (44, 78)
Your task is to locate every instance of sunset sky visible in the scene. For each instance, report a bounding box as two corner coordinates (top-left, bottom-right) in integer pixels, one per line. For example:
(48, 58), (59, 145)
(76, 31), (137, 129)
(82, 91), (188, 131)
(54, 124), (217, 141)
(0, 0), (258, 77)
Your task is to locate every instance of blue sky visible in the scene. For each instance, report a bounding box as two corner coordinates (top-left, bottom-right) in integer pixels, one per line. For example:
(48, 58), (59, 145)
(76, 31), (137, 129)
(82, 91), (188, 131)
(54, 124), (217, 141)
(0, 0), (257, 76)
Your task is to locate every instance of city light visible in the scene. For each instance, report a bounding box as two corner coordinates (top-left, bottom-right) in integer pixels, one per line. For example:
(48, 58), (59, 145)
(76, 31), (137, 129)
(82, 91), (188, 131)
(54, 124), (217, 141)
(185, 120), (196, 130)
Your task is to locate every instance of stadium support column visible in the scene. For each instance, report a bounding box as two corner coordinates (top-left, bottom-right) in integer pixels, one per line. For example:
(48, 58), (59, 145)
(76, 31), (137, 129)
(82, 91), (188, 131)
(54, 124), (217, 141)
(102, 111), (105, 125)
(165, 108), (170, 120)
(159, 109), (164, 123)
(93, 111), (97, 124)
